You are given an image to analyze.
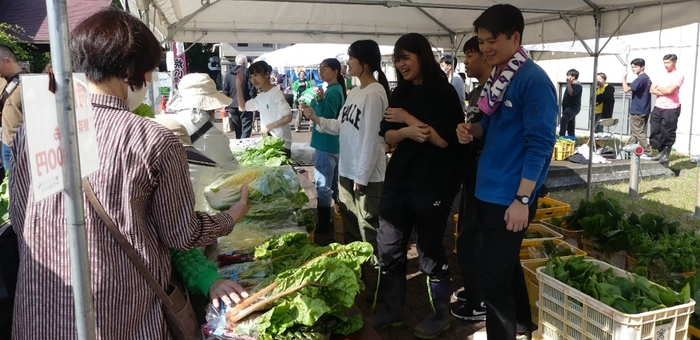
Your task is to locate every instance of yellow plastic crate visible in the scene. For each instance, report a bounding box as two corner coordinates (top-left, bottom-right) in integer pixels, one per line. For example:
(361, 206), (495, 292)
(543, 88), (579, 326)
(533, 197), (571, 222)
(551, 140), (575, 161)
(540, 218), (584, 248)
(522, 223), (563, 248)
(689, 325), (700, 339)
(522, 259), (549, 326)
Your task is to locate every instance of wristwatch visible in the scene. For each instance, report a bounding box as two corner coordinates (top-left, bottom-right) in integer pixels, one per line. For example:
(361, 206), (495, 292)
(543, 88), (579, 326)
(515, 195), (530, 205)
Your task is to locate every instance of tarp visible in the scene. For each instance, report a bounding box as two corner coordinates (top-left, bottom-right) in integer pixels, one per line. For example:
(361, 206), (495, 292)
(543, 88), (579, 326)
(525, 38), (630, 61)
(253, 43), (395, 68)
(132, 0), (700, 49)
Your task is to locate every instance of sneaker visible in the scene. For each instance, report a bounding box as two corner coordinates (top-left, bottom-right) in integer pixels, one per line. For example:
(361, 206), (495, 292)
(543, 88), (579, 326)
(516, 333), (530, 340)
(450, 302), (487, 321)
(640, 154), (653, 160)
(452, 290), (468, 302)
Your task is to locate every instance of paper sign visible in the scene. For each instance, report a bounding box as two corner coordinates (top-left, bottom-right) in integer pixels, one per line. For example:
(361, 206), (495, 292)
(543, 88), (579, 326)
(21, 73), (100, 201)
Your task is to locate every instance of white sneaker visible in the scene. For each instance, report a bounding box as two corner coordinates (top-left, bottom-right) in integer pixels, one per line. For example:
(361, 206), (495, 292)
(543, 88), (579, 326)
(640, 154), (653, 160)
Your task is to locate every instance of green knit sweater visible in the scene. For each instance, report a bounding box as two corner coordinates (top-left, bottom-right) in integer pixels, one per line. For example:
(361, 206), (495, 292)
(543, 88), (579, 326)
(170, 248), (221, 297)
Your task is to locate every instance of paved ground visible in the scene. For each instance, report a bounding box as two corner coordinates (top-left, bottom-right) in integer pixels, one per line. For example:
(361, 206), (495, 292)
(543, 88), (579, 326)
(220, 119), (489, 339)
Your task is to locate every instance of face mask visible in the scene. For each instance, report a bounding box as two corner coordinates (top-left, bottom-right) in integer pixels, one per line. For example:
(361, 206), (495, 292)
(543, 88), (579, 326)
(125, 80), (150, 111)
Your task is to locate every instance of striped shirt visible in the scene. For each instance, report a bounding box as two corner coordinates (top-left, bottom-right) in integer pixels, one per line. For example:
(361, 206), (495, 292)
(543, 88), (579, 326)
(10, 94), (235, 339)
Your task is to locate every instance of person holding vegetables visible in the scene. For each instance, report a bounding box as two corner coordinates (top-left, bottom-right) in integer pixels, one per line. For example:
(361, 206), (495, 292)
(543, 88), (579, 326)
(456, 5), (557, 340)
(236, 61), (293, 159)
(307, 58), (347, 246)
(302, 40), (390, 264)
(9, 7), (252, 340)
(368, 33), (465, 339)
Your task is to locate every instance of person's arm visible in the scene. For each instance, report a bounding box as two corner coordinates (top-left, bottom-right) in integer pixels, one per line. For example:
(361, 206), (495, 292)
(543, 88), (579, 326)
(303, 107), (341, 135)
(596, 85), (614, 103)
(170, 248), (221, 297)
(622, 74), (633, 93)
(310, 88), (343, 120)
(221, 74), (231, 97)
(566, 80), (574, 96)
(383, 108), (449, 148)
(654, 75), (684, 95)
(148, 138), (248, 250)
(264, 90), (293, 131)
(354, 91), (386, 186)
(425, 87), (464, 148)
(9, 127), (30, 232)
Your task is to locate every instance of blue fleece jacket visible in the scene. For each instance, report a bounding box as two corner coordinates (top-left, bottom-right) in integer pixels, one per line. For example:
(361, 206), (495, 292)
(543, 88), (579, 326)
(475, 59), (557, 206)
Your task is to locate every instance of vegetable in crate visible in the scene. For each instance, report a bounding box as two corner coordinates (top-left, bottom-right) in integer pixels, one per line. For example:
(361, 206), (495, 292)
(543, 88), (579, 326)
(204, 166), (309, 215)
(544, 256), (691, 314)
(238, 136), (293, 167)
(563, 191), (624, 231)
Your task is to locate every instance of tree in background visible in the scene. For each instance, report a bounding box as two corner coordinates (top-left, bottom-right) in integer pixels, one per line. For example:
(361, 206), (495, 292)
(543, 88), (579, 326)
(0, 23), (51, 73)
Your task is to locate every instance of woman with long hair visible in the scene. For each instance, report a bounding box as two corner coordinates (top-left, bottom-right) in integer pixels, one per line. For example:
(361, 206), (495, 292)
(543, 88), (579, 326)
(307, 58), (347, 245)
(303, 40), (390, 263)
(9, 8), (249, 339)
(368, 33), (465, 339)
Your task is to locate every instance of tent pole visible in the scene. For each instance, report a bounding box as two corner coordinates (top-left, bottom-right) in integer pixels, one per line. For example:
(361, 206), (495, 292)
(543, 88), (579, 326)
(46, 0), (97, 338)
(586, 10), (601, 200)
(688, 22), (700, 155)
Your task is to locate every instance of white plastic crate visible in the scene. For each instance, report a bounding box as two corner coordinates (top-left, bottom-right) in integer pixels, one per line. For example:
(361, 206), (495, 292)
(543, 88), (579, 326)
(536, 259), (696, 340)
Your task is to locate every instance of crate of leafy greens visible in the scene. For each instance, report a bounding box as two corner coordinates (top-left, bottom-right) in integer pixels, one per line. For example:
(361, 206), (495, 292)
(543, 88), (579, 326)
(540, 217), (583, 249)
(533, 197), (570, 222)
(520, 239), (586, 262)
(202, 233), (374, 340)
(538, 256), (695, 340)
(522, 223), (564, 248)
(629, 231), (699, 281)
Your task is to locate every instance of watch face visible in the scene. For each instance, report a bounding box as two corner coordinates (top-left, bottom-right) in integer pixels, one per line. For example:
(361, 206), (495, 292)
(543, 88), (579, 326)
(522, 196), (530, 204)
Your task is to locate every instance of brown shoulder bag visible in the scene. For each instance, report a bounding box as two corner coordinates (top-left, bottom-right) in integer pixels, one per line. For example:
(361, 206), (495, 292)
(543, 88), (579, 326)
(82, 179), (200, 340)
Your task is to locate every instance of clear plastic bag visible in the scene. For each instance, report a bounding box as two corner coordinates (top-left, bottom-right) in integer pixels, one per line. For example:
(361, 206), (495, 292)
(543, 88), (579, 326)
(528, 240), (576, 259)
(203, 165), (309, 216)
(218, 261), (273, 290)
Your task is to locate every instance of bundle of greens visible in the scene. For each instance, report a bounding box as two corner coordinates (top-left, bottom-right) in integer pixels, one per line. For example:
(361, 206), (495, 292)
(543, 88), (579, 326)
(562, 192), (629, 252)
(631, 232), (700, 275)
(204, 165), (309, 216)
(544, 256), (691, 315)
(237, 136), (292, 167)
(626, 212), (681, 250)
(207, 233), (373, 339)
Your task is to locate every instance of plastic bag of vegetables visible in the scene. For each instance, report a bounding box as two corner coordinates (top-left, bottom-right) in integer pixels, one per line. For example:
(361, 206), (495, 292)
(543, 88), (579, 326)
(204, 165), (309, 216)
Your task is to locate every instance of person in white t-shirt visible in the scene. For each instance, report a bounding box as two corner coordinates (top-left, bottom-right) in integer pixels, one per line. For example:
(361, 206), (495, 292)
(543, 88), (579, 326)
(303, 40), (390, 265)
(236, 61), (293, 158)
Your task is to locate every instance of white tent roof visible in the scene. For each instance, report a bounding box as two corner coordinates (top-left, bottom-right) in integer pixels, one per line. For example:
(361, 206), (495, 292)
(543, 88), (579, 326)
(253, 43), (396, 68)
(525, 38), (630, 61)
(137, 0), (700, 49)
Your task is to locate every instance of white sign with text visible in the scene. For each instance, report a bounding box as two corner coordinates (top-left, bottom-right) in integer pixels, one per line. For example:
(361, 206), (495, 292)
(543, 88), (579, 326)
(21, 73), (99, 201)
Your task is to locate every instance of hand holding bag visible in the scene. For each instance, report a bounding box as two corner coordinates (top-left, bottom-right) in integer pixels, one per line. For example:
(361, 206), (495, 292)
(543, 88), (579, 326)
(82, 179), (200, 340)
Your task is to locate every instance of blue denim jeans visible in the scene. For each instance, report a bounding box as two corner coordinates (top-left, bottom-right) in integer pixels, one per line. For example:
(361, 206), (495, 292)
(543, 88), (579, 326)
(2, 143), (11, 172)
(314, 150), (339, 207)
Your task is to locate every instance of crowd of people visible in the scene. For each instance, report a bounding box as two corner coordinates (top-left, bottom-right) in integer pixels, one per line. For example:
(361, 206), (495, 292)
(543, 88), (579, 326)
(0, 2), (689, 340)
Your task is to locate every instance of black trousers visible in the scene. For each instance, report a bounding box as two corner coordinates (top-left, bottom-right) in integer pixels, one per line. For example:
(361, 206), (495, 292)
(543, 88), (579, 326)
(478, 198), (537, 340)
(559, 107), (578, 136)
(456, 176), (482, 305)
(649, 106), (681, 151)
(377, 187), (451, 279)
(228, 108), (254, 139)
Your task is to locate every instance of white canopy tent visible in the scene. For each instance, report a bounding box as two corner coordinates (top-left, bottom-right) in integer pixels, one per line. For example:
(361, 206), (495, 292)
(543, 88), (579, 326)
(525, 38), (630, 62)
(130, 0), (700, 198)
(253, 43), (396, 68)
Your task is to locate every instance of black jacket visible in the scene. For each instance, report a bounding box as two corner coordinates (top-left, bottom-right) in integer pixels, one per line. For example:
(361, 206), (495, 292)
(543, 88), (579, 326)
(221, 65), (256, 109)
(596, 83), (615, 119)
(380, 81), (466, 199)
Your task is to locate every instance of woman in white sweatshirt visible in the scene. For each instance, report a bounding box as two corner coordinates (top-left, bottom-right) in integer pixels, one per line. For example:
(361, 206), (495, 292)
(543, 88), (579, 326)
(303, 40), (390, 263)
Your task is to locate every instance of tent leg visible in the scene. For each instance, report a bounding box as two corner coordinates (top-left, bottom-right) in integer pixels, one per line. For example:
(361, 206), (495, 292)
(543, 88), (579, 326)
(586, 11), (602, 201)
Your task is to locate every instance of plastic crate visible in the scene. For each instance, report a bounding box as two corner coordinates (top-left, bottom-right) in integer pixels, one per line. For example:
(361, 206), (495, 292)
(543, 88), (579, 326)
(552, 140), (576, 161)
(537, 259), (696, 340)
(540, 218), (584, 249)
(533, 198), (571, 222)
(580, 238), (627, 269)
(522, 223), (564, 248)
(520, 239), (587, 262)
(522, 259), (550, 326)
(689, 325), (700, 339)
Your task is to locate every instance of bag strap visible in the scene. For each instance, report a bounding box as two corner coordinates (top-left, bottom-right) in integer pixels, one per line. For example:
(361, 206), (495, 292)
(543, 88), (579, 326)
(189, 121), (213, 144)
(81, 179), (174, 307)
(0, 75), (20, 109)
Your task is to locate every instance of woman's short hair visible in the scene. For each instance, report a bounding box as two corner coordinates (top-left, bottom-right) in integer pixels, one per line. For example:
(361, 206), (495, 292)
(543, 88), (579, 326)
(70, 7), (161, 88)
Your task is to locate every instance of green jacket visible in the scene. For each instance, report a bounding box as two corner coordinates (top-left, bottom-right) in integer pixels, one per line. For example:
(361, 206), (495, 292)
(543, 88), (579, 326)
(170, 248), (221, 297)
(309, 83), (344, 154)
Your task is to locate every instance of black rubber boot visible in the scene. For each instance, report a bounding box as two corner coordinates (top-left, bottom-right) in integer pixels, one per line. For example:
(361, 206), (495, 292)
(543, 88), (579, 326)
(314, 207), (334, 246)
(650, 147), (668, 161)
(413, 277), (451, 339)
(658, 147), (671, 163)
(367, 273), (406, 330)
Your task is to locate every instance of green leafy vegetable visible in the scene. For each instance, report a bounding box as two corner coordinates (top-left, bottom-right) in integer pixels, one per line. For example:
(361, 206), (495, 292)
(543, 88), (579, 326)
(238, 136), (293, 167)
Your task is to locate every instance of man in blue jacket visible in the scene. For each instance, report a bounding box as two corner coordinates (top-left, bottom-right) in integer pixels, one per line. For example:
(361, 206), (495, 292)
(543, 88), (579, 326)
(456, 4), (557, 340)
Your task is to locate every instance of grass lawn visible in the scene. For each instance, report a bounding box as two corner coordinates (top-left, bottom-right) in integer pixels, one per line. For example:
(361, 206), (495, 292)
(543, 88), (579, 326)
(548, 152), (700, 230)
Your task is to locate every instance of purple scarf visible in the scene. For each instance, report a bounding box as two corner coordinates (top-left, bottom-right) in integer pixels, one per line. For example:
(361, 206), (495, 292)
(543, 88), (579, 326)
(478, 47), (530, 115)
